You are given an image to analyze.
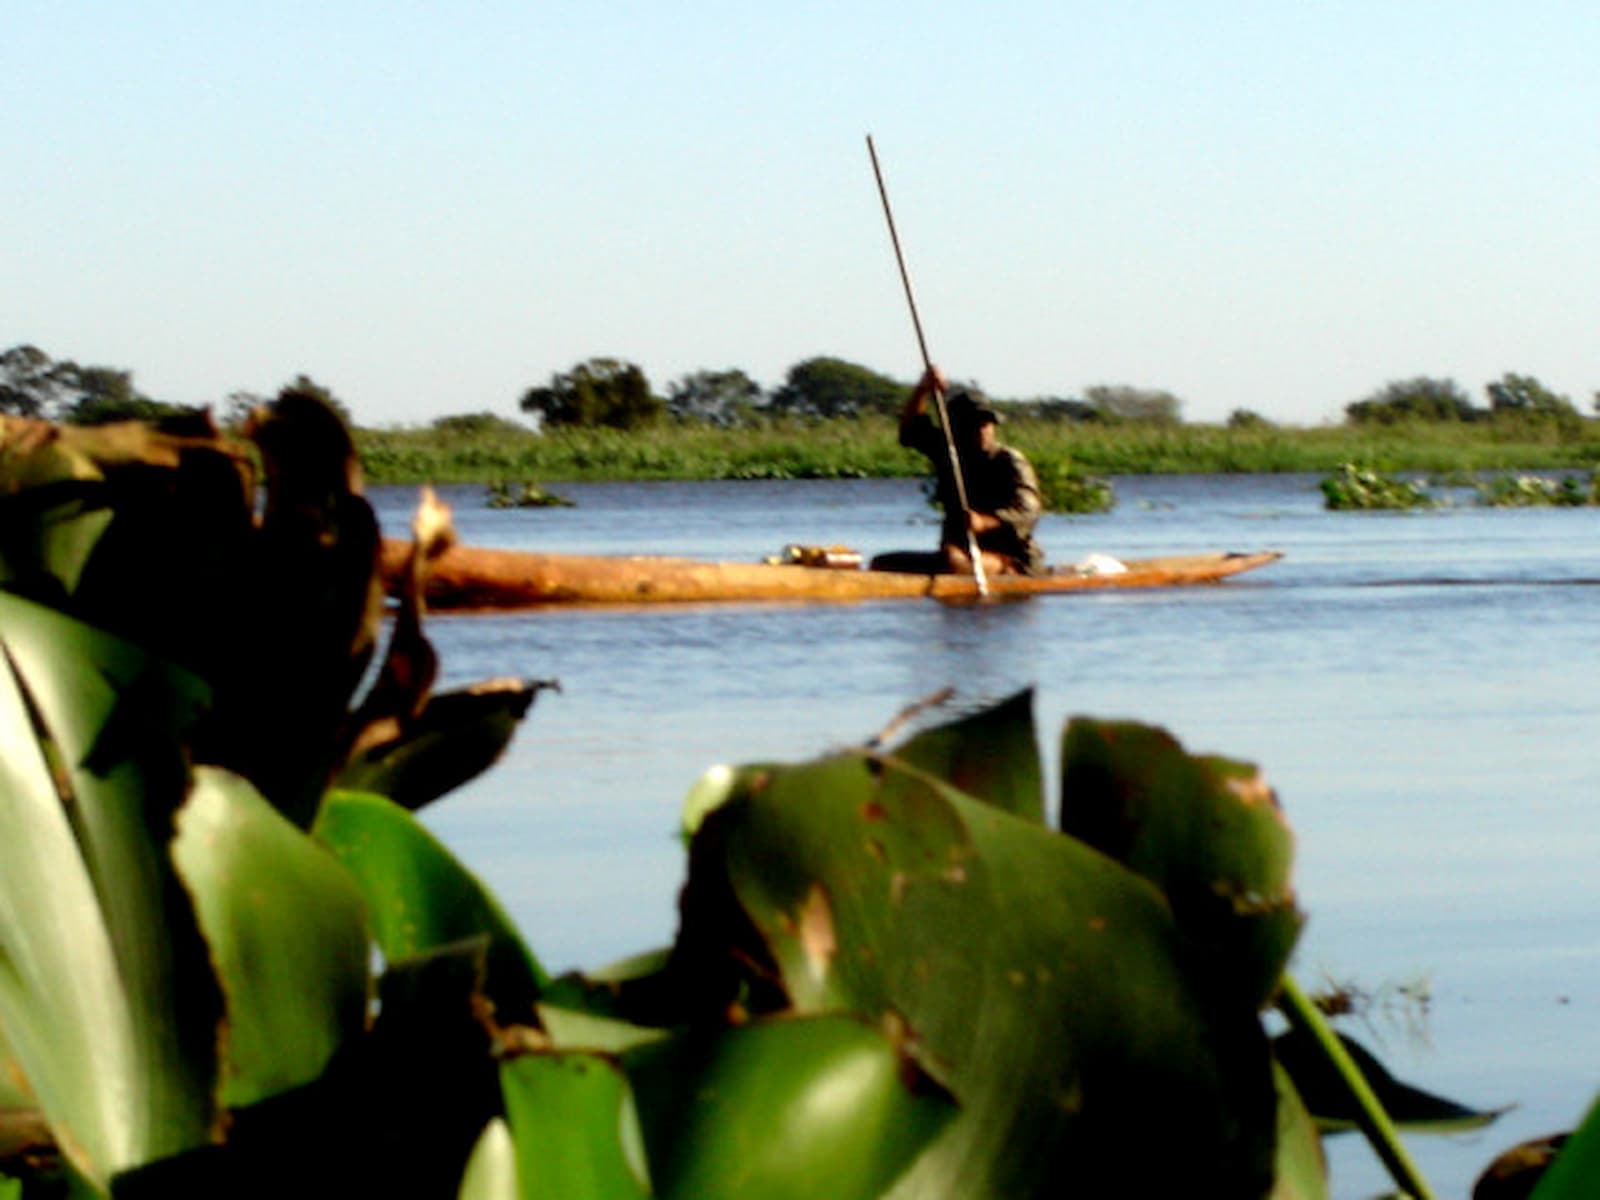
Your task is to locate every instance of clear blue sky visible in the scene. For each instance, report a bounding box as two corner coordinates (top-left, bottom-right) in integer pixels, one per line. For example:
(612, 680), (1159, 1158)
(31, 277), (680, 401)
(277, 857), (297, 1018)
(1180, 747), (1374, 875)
(6, 2), (1598, 426)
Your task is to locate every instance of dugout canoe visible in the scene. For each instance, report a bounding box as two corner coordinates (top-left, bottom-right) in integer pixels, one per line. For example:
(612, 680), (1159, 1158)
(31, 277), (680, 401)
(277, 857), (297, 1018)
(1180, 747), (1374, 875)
(381, 540), (1282, 610)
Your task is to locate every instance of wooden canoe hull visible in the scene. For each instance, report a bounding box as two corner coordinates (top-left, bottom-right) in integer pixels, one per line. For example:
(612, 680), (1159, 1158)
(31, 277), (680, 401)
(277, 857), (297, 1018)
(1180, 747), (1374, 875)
(382, 540), (1282, 610)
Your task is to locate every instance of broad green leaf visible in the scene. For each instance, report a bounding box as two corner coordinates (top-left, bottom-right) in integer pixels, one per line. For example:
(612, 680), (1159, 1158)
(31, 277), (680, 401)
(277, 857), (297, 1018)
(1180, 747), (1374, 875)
(1270, 1062), (1330, 1200)
(0, 1023), (31, 1109)
(0, 483), (113, 601)
(0, 592), (218, 1186)
(0, 419), (116, 601)
(1526, 1095), (1600, 1199)
(314, 791), (548, 1021)
(888, 688), (1043, 822)
(582, 947), (672, 987)
(459, 1118), (519, 1200)
(678, 749), (1277, 1198)
(335, 682), (541, 813)
(626, 1015), (956, 1200)
(1272, 1027), (1505, 1134)
(536, 1006), (668, 1055)
(1059, 718), (1303, 1009)
(500, 1054), (651, 1200)
(172, 768), (371, 1109)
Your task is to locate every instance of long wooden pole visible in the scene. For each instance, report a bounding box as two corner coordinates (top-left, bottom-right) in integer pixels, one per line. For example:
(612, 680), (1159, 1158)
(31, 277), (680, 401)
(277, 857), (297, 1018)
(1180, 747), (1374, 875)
(866, 134), (988, 596)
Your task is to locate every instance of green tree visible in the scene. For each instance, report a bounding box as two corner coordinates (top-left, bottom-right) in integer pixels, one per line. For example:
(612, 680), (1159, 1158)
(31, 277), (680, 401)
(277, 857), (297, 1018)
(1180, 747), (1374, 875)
(1009, 396), (1100, 423)
(769, 357), (906, 419)
(1485, 372), (1579, 433)
(520, 358), (661, 430)
(1227, 408), (1274, 430)
(1083, 384), (1182, 425)
(1345, 377), (1478, 425)
(63, 365), (198, 427)
(0, 344), (77, 417)
(220, 390), (270, 431)
(666, 368), (763, 426)
(1, 345), (195, 425)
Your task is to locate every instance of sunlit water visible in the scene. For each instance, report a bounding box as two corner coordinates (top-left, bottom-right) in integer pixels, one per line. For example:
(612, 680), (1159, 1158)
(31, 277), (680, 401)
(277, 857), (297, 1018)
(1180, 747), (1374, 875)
(371, 474), (1600, 1198)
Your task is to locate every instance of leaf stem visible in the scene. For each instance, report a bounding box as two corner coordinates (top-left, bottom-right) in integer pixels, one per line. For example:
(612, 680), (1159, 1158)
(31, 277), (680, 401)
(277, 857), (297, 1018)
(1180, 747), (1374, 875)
(1277, 975), (1438, 1200)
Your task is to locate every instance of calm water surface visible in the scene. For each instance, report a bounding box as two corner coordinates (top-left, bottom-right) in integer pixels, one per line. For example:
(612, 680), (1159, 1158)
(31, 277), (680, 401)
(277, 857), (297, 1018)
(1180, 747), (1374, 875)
(371, 474), (1599, 1199)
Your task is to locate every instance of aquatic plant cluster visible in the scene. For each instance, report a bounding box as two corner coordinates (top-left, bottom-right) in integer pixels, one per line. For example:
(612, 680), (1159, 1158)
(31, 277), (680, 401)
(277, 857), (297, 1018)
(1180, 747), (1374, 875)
(1320, 464), (1436, 511)
(1321, 463), (1600, 510)
(485, 480), (575, 509)
(1472, 471), (1600, 507)
(1029, 456), (1116, 514)
(0, 395), (1597, 1198)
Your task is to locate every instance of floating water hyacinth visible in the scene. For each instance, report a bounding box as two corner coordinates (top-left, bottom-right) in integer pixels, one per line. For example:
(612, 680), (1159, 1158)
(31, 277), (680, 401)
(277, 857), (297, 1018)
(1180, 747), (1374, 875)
(1320, 463), (1435, 510)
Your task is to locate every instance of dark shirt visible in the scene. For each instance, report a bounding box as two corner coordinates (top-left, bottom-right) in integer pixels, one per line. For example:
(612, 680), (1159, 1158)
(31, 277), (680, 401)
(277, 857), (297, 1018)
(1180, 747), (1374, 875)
(902, 418), (1045, 574)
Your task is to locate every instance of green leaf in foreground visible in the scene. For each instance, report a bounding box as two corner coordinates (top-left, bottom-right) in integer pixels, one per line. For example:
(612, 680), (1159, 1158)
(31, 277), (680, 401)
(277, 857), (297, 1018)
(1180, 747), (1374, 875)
(1059, 718), (1303, 1010)
(499, 1053), (650, 1200)
(172, 767), (371, 1110)
(1521, 1095), (1600, 1199)
(0, 482), (112, 602)
(676, 749), (1276, 1198)
(458, 1118), (518, 1200)
(0, 592), (218, 1186)
(625, 1015), (955, 1200)
(314, 790), (549, 1022)
(1270, 1062), (1330, 1200)
(886, 688), (1043, 822)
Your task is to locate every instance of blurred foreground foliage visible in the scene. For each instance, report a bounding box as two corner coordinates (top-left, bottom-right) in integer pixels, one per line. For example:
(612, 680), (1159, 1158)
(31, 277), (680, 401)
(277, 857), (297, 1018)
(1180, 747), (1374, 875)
(0, 399), (1587, 1197)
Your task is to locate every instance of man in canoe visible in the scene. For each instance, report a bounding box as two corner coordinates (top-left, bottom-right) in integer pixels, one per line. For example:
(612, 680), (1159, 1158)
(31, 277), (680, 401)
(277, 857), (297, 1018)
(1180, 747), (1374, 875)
(872, 366), (1045, 577)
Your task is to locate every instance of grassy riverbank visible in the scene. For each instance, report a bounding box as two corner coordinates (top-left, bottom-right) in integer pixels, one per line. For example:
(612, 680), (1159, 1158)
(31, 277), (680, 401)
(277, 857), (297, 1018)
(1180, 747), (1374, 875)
(356, 415), (1600, 485)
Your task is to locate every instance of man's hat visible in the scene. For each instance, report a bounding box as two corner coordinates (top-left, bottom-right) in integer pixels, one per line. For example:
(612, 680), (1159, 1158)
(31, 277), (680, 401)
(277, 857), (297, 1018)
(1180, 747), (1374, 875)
(945, 387), (1000, 428)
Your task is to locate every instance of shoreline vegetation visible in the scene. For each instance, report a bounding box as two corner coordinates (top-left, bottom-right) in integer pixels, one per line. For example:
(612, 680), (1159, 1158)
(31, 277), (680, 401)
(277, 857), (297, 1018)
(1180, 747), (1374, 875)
(355, 415), (1600, 487)
(8, 343), (1598, 489)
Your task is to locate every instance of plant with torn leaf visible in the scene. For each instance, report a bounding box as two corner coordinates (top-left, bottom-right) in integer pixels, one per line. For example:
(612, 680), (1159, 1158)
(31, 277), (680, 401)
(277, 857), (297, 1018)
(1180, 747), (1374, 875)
(0, 398), (1573, 1199)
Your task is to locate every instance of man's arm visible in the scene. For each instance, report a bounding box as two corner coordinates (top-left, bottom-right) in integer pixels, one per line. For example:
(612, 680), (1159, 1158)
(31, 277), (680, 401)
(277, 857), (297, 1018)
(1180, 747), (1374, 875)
(898, 365), (946, 448)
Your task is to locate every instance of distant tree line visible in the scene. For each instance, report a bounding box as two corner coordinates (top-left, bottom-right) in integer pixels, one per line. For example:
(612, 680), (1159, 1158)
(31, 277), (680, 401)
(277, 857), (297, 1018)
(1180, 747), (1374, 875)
(518, 358), (1591, 436)
(1344, 373), (1585, 433)
(4, 343), (1593, 436)
(0, 344), (350, 429)
(518, 355), (1189, 431)
(0, 344), (186, 425)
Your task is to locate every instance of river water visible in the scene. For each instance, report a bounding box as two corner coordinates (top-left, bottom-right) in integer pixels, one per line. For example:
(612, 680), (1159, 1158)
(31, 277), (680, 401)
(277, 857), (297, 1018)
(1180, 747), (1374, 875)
(370, 474), (1599, 1198)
